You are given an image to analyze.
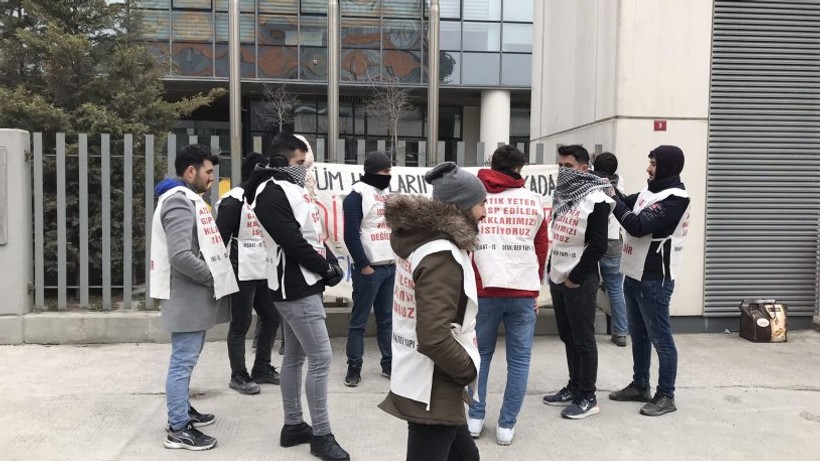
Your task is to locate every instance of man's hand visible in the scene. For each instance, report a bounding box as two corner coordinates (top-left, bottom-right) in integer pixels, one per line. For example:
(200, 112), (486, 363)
(533, 298), (540, 314)
(361, 266), (375, 275)
(324, 262), (345, 287)
(564, 279), (580, 289)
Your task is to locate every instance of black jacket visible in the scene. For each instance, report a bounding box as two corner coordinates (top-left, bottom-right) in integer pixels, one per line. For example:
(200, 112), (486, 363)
(246, 169), (337, 301)
(215, 192), (243, 273)
(613, 175), (690, 281)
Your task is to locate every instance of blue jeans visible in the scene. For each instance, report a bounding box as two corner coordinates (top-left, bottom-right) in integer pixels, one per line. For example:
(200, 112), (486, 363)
(599, 255), (628, 336)
(346, 264), (395, 370)
(623, 277), (678, 397)
(166, 330), (207, 430)
(468, 297), (536, 429)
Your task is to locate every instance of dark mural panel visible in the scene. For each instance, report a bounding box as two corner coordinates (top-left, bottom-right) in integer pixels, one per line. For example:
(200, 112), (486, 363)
(382, 19), (422, 50)
(257, 46), (299, 79)
(342, 18), (381, 49)
(300, 47), (328, 80)
(215, 44), (257, 78)
(145, 42), (171, 70)
(172, 43), (214, 77)
(258, 15), (298, 46)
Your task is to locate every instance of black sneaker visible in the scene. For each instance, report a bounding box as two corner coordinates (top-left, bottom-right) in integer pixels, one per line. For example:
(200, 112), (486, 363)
(281, 422), (313, 448)
(229, 374), (261, 395)
(611, 335), (627, 347)
(252, 364), (280, 385)
(188, 406), (215, 428)
(344, 366), (361, 387)
(164, 422), (217, 451)
(640, 393), (677, 417)
(609, 382), (652, 402)
(381, 364), (391, 379)
(310, 433), (350, 461)
(561, 396), (600, 420)
(542, 387), (575, 406)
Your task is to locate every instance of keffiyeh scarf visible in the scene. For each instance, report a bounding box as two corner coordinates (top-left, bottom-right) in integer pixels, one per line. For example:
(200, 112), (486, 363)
(273, 164), (308, 188)
(552, 167), (613, 218)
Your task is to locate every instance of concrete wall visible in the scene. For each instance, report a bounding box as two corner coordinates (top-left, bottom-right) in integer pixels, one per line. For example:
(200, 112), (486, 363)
(531, 0), (714, 316)
(0, 129), (32, 343)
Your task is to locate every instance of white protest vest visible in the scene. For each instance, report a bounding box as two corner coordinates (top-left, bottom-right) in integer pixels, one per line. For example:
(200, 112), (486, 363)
(150, 186), (239, 300)
(351, 181), (394, 265)
(251, 178), (327, 297)
(391, 240), (481, 411)
(221, 187), (267, 281)
(620, 188), (690, 281)
(549, 191), (615, 284)
(474, 187), (545, 291)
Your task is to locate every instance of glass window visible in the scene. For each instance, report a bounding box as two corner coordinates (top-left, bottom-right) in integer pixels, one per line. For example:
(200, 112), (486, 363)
(300, 47), (328, 80)
(172, 43), (215, 76)
(440, 51), (460, 84)
(439, 106), (461, 139)
(440, 0), (460, 19)
(461, 52), (499, 85)
(382, 50), (422, 83)
(397, 108), (424, 137)
(258, 15), (299, 46)
(354, 105), (366, 135)
(214, 0), (254, 12)
(294, 102), (318, 133)
(463, 0), (501, 21)
(503, 0), (533, 22)
(501, 53), (531, 86)
(300, 15), (327, 46)
(142, 0), (170, 10)
(214, 13), (255, 43)
(214, 44), (256, 77)
(172, 11), (213, 42)
(510, 107), (530, 137)
(366, 111), (389, 136)
(341, 49), (380, 81)
(463, 22), (500, 52)
(342, 18), (381, 49)
(382, 0), (421, 18)
(342, 0), (381, 17)
(258, 0), (299, 14)
(256, 46), (299, 78)
(383, 19), (423, 50)
(173, 0), (211, 9)
(141, 10), (170, 40)
(440, 20), (461, 50)
(301, 0), (328, 15)
(339, 104), (355, 135)
(502, 23), (532, 52)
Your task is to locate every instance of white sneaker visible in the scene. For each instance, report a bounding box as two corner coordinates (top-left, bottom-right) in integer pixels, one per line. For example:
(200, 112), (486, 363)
(496, 426), (515, 446)
(467, 418), (484, 438)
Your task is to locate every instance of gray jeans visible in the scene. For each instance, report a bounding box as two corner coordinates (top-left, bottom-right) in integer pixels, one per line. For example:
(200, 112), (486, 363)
(275, 294), (333, 436)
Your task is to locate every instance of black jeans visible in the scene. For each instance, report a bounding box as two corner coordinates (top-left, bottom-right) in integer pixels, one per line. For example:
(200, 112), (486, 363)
(406, 423), (480, 461)
(550, 274), (599, 398)
(227, 279), (280, 377)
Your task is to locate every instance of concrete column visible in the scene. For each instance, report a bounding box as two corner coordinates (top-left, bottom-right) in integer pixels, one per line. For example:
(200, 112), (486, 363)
(0, 129), (32, 344)
(479, 89), (511, 162)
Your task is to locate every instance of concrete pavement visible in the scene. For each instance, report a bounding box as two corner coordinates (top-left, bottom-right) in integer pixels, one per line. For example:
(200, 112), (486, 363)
(1, 331), (819, 460)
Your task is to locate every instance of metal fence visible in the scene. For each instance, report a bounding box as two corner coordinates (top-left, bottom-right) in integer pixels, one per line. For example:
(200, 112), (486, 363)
(31, 132), (553, 311)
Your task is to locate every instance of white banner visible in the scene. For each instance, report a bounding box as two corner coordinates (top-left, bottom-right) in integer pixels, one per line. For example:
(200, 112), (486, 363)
(309, 163), (559, 305)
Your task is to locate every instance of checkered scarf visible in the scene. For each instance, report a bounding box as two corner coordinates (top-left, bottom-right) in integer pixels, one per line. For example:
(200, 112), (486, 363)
(552, 167), (613, 218)
(272, 164), (307, 188)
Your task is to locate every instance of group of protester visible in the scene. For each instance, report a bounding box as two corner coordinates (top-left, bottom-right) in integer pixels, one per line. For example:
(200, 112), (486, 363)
(149, 132), (690, 461)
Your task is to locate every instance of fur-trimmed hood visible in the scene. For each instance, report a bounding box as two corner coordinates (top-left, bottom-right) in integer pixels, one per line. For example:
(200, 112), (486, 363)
(385, 194), (478, 259)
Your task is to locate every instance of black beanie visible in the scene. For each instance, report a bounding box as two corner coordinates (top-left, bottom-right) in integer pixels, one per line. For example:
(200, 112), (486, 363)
(241, 152), (268, 183)
(364, 151), (392, 174)
(650, 145), (685, 180)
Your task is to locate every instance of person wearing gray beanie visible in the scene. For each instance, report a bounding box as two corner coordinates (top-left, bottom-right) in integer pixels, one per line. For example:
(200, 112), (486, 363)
(364, 151), (392, 175)
(378, 161), (484, 461)
(425, 162), (487, 213)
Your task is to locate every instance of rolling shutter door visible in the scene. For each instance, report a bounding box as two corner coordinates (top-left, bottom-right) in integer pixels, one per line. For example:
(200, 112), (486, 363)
(706, 0), (820, 316)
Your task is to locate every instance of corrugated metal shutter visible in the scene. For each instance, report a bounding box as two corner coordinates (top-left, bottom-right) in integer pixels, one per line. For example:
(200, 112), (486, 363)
(706, 0), (820, 316)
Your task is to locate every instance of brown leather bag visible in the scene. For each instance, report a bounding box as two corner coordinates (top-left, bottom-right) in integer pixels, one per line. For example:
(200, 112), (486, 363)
(738, 299), (788, 343)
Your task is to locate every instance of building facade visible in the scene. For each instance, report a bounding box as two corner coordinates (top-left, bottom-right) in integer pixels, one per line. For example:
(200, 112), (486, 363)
(136, 0), (533, 165)
(532, 0), (820, 330)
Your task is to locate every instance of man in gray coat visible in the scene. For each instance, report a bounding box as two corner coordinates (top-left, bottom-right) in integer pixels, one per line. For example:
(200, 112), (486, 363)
(153, 145), (232, 451)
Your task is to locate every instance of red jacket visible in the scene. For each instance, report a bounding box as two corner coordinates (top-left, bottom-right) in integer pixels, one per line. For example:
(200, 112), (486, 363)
(473, 169), (549, 298)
